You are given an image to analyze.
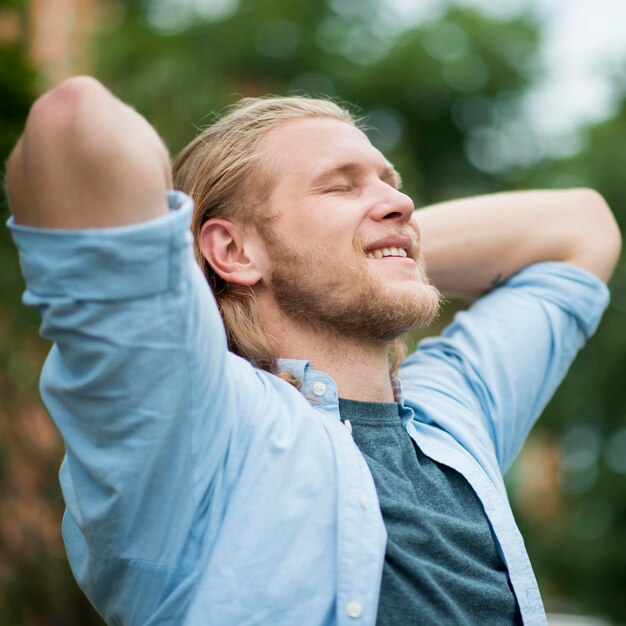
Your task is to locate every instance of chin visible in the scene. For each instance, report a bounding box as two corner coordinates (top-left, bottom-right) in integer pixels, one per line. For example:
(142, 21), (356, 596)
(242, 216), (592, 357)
(388, 284), (441, 326)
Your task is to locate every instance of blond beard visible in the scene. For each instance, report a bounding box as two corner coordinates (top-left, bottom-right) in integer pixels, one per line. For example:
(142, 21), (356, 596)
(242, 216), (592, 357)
(265, 231), (441, 344)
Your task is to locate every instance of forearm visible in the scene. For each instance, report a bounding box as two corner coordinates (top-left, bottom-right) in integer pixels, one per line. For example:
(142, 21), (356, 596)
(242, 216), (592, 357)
(6, 76), (172, 229)
(416, 188), (621, 295)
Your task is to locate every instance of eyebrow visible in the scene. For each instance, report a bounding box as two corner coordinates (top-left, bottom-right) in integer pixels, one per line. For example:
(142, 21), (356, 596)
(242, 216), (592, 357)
(310, 161), (402, 189)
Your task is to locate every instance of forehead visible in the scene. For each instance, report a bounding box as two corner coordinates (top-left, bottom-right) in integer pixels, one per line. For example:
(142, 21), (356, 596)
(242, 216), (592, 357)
(261, 117), (391, 187)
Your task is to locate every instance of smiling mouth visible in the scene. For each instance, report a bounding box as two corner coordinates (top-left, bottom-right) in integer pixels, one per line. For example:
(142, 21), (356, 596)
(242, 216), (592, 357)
(366, 246), (409, 259)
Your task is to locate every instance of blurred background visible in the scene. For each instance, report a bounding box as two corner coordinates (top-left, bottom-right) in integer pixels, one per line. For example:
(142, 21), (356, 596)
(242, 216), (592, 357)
(1, 0), (626, 624)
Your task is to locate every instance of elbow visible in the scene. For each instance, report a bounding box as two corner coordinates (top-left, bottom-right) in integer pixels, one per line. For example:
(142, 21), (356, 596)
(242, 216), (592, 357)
(28, 76), (105, 128)
(568, 188), (621, 283)
(23, 76), (109, 155)
(6, 76), (110, 221)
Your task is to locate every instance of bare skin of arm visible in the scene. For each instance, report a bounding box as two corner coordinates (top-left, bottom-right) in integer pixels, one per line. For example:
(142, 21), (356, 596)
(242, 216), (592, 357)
(416, 189), (622, 294)
(6, 76), (171, 229)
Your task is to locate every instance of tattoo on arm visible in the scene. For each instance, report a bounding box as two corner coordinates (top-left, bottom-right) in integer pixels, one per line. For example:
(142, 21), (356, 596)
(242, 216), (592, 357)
(490, 273), (507, 289)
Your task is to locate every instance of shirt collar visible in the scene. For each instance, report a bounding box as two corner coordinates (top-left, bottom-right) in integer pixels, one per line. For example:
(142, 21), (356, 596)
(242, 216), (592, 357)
(276, 358), (413, 423)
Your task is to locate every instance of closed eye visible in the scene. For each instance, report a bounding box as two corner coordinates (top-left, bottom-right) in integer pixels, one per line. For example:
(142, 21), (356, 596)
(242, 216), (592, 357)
(323, 186), (353, 193)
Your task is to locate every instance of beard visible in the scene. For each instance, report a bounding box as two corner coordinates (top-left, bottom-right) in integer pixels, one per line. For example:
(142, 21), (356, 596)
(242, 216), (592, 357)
(265, 230), (441, 344)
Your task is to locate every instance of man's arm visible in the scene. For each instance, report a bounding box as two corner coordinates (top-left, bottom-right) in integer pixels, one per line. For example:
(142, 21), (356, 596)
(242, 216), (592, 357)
(416, 189), (621, 294)
(6, 75), (171, 228)
(6, 77), (258, 623)
(403, 188), (619, 471)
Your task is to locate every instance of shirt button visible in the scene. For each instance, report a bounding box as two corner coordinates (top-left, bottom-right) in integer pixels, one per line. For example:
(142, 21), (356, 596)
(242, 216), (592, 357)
(347, 601), (362, 618)
(311, 381), (327, 396)
(359, 494), (370, 509)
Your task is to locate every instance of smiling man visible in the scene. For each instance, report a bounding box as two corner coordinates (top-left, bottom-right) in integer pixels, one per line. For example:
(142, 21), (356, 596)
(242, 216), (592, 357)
(6, 77), (621, 626)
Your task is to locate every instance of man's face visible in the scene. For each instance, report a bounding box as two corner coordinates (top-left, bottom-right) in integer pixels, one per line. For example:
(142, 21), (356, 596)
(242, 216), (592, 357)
(258, 117), (440, 343)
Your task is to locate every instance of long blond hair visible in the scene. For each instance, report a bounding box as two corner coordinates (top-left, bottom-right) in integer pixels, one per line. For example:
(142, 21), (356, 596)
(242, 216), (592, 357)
(172, 96), (406, 383)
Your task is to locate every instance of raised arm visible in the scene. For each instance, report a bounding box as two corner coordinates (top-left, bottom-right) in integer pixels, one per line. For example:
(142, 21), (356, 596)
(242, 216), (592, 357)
(6, 78), (254, 624)
(402, 188), (619, 471)
(6, 75), (171, 228)
(416, 189), (621, 294)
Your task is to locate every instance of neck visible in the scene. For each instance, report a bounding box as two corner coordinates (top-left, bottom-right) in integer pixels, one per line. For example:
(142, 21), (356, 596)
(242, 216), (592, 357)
(263, 307), (396, 403)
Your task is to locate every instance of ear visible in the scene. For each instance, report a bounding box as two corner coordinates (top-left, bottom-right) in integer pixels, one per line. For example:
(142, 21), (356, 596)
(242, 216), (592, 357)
(198, 218), (268, 286)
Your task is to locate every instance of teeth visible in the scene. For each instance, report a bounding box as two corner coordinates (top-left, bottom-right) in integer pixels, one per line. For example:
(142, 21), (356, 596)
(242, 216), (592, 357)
(366, 246), (408, 259)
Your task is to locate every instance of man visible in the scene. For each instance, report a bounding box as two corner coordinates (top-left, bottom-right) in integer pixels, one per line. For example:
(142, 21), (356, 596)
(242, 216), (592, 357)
(6, 76), (621, 626)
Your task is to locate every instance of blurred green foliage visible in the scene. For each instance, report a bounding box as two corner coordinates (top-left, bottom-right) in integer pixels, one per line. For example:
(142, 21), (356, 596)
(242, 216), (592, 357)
(0, 3), (110, 624)
(0, 0), (36, 319)
(2, 0), (625, 623)
(515, 97), (626, 620)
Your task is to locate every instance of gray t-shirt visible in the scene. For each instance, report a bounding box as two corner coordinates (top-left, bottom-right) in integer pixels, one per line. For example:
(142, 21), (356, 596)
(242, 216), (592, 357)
(338, 397), (522, 626)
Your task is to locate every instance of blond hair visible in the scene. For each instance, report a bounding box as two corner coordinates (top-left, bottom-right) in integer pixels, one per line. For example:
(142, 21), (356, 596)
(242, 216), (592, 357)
(173, 95), (406, 384)
(173, 96), (356, 377)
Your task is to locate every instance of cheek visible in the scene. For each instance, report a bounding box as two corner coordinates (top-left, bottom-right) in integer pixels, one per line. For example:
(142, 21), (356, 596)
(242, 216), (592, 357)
(273, 202), (361, 258)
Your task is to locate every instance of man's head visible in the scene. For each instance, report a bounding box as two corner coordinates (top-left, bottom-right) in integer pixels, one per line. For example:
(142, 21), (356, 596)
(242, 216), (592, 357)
(173, 96), (439, 374)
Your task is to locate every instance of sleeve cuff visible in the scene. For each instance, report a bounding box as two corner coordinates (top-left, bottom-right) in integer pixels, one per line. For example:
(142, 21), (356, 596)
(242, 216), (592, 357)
(7, 191), (194, 302)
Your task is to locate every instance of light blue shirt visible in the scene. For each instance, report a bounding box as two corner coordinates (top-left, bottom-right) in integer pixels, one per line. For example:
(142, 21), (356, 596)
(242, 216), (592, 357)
(9, 191), (609, 626)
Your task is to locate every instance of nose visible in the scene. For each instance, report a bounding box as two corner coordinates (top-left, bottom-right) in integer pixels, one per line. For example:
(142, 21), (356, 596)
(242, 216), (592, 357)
(369, 185), (415, 224)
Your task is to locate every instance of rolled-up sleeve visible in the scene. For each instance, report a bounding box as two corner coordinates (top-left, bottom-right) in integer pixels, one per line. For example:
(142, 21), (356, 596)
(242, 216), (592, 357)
(400, 262), (610, 472)
(7, 191), (238, 611)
